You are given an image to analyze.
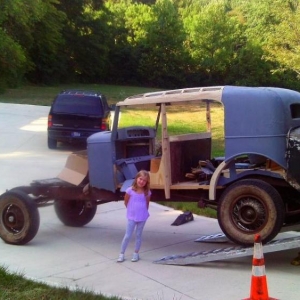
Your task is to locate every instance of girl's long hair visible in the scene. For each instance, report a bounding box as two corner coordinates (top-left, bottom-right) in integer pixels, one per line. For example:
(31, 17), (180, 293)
(132, 170), (150, 196)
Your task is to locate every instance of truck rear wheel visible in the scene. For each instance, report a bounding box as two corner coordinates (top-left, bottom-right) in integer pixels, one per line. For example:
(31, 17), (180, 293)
(0, 190), (40, 245)
(54, 200), (97, 227)
(217, 179), (284, 246)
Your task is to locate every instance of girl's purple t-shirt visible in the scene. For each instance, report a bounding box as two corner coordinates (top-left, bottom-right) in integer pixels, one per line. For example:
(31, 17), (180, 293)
(126, 187), (151, 222)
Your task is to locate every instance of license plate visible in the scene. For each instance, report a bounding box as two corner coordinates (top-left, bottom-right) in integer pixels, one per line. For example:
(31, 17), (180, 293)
(71, 132), (81, 137)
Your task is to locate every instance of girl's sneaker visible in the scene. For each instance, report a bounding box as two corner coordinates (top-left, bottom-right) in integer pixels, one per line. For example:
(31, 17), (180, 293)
(131, 253), (139, 262)
(117, 254), (124, 262)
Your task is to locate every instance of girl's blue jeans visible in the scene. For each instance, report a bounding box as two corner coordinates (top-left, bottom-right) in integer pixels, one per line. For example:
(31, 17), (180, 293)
(120, 219), (146, 254)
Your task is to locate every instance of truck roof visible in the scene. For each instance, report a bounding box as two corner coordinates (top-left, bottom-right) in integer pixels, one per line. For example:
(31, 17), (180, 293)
(116, 86), (224, 106)
(117, 85), (300, 108)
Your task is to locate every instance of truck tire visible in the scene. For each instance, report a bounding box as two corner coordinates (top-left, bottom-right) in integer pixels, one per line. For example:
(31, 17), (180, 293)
(54, 199), (97, 227)
(48, 137), (57, 149)
(217, 179), (284, 246)
(0, 190), (40, 245)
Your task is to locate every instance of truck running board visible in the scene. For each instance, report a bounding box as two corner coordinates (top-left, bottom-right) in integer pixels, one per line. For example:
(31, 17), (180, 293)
(153, 235), (300, 265)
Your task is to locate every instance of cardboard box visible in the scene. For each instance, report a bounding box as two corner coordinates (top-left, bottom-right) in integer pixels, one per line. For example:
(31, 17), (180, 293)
(57, 150), (88, 185)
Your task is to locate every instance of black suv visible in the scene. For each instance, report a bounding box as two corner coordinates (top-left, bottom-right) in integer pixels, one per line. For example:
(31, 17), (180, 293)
(47, 90), (113, 149)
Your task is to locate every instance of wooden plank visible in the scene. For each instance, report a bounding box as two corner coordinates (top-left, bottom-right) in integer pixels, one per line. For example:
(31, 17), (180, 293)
(161, 103), (171, 198)
(169, 132), (211, 142)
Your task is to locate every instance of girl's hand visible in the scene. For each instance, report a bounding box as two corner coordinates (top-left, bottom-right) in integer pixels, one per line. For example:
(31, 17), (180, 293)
(146, 195), (151, 210)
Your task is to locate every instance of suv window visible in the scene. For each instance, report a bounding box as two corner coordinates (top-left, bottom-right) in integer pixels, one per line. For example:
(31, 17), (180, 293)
(53, 95), (105, 116)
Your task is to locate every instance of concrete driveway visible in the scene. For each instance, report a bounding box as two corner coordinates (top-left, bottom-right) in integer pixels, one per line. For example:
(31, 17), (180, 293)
(0, 103), (299, 300)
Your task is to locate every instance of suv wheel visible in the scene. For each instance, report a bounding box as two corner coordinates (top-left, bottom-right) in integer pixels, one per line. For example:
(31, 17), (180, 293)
(48, 137), (57, 149)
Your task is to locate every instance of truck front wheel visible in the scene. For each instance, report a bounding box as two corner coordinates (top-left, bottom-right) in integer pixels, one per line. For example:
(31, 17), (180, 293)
(54, 200), (97, 227)
(217, 179), (284, 246)
(0, 190), (40, 245)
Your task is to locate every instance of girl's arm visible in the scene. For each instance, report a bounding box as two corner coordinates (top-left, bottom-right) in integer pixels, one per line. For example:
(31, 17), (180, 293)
(124, 193), (130, 207)
(146, 195), (151, 210)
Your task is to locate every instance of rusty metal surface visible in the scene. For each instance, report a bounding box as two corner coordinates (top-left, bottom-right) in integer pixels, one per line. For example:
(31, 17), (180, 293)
(9, 181), (122, 205)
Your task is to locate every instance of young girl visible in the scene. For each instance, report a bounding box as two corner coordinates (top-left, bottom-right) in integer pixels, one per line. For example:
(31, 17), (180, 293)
(117, 170), (151, 262)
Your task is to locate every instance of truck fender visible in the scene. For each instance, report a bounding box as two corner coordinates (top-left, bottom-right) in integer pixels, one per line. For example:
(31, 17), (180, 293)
(209, 160), (230, 200)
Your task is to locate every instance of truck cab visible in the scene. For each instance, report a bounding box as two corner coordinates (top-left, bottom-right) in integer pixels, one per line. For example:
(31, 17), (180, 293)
(86, 86), (300, 246)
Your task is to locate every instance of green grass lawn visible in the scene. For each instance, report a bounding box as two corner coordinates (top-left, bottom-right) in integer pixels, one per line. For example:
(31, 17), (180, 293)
(0, 266), (122, 300)
(0, 84), (160, 106)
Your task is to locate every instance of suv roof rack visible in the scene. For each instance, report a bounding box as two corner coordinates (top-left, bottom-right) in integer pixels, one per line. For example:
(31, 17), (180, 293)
(60, 90), (101, 96)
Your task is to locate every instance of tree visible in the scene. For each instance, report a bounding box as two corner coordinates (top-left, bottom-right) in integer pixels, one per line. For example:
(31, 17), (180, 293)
(105, 0), (190, 87)
(26, 0), (66, 84)
(55, 0), (109, 82)
(182, 0), (242, 84)
(0, 0), (47, 87)
(264, 1), (300, 77)
(232, 0), (300, 88)
(1, 0), (299, 89)
(0, 29), (27, 88)
(104, 0), (141, 84)
(136, 0), (189, 88)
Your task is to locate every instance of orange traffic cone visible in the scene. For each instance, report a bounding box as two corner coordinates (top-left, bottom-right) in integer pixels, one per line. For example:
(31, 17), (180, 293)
(243, 234), (278, 300)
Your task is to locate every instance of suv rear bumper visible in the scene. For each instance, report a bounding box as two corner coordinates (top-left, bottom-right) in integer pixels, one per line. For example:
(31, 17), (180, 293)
(48, 129), (99, 143)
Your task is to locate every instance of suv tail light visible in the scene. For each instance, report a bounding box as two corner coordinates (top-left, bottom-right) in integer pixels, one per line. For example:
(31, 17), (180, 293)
(48, 115), (53, 128)
(101, 118), (109, 130)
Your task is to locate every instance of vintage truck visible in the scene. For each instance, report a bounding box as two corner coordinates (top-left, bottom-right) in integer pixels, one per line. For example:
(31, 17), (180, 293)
(1, 86), (300, 247)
